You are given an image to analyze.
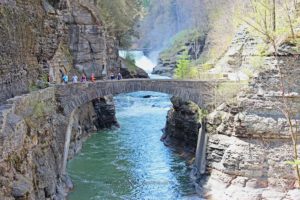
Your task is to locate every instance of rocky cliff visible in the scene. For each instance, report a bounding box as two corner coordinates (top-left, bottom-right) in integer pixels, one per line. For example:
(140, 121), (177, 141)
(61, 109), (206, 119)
(68, 95), (119, 159)
(152, 31), (206, 77)
(157, 26), (300, 199)
(0, 87), (118, 199)
(195, 35), (300, 199)
(0, 0), (126, 103)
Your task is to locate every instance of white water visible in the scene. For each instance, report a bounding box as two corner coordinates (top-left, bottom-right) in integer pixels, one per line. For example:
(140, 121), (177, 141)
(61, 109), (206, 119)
(119, 50), (170, 79)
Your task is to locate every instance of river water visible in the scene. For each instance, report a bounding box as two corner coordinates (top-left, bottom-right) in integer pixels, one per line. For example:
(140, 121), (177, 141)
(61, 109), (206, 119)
(67, 52), (200, 200)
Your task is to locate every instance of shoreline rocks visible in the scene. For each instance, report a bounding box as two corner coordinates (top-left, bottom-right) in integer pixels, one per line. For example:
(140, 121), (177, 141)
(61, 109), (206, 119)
(161, 96), (203, 157)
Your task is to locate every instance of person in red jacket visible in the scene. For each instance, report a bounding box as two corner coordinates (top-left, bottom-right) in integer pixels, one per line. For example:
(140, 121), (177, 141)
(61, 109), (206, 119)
(91, 73), (96, 82)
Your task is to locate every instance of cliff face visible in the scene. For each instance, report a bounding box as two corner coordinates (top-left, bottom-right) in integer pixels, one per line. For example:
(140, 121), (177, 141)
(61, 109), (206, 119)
(0, 0), (124, 103)
(0, 0), (64, 102)
(152, 32), (206, 77)
(197, 37), (300, 199)
(0, 88), (118, 199)
(161, 97), (203, 155)
(68, 95), (119, 160)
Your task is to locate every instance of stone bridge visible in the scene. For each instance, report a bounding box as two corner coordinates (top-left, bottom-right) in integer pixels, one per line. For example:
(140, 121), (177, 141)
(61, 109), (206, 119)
(55, 79), (215, 115)
(54, 79), (215, 175)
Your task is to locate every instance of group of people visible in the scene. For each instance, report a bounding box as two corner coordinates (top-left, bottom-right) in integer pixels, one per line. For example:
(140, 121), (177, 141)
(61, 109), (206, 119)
(110, 72), (123, 80)
(61, 72), (122, 84)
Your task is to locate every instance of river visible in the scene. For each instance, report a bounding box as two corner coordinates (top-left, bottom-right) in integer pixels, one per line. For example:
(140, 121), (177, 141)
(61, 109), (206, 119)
(67, 52), (200, 200)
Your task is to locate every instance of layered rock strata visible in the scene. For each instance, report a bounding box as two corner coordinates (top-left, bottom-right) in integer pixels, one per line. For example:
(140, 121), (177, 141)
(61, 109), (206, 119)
(0, 0), (128, 103)
(196, 41), (300, 199)
(0, 88), (118, 200)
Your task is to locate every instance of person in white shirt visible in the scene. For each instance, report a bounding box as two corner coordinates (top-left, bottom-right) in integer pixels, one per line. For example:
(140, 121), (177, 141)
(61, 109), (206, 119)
(72, 75), (78, 83)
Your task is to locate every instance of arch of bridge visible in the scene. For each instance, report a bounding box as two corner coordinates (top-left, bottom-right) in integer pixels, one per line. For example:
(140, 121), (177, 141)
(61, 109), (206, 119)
(54, 79), (214, 116)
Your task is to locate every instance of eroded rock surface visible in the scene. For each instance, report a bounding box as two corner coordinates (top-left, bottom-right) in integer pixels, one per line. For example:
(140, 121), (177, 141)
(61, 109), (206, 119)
(197, 37), (300, 200)
(0, 87), (118, 199)
(161, 96), (203, 154)
(0, 0), (125, 102)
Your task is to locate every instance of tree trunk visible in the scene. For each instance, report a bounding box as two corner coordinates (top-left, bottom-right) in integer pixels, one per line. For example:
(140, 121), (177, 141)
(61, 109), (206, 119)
(272, 0), (276, 32)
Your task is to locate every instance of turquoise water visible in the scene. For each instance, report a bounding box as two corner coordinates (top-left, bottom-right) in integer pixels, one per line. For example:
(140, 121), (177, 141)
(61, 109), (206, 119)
(67, 92), (199, 200)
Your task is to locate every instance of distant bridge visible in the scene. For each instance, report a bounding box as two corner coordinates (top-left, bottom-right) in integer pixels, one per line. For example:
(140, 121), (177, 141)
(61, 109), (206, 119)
(118, 48), (153, 52)
(54, 79), (215, 176)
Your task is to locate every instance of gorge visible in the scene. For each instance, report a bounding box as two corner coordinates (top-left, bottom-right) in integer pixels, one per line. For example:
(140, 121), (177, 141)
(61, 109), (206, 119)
(1, 0), (300, 200)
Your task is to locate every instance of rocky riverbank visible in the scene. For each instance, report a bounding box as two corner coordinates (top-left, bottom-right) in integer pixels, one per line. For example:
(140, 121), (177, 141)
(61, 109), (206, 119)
(161, 96), (203, 157)
(0, 87), (118, 200)
(158, 26), (300, 199)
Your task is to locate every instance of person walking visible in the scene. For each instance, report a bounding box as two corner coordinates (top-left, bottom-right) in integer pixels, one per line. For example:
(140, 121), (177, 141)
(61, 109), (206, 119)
(110, 72), (115, 80)
(72, 75), (78, 83)
(63, 74), (68, 84)
(117, 72), (122, 80)
(91, 73), (96, 82)
(81, 74), (87, 83)
(59, 69), (64, 83)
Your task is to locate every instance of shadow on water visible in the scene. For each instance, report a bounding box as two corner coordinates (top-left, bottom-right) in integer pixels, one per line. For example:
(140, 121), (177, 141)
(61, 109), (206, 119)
(67, 91), (202, 200)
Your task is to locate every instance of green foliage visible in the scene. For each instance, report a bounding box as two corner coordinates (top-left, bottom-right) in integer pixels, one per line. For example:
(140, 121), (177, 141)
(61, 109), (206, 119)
(242, 0), (300, 48)
(123, 53), (137, 72)
(175, 51), (191, 79)
(160, 29), (205, 60)
(95, 0), (144, 48)
(250, 56), (265, 70)
(199, 109), (208, 121)
(29, 82), (39, 92)
(286, 159), (300, 166)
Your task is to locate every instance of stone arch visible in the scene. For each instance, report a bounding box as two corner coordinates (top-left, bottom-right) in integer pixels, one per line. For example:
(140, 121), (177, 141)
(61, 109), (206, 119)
(55, 79), (214, 174)
(55, 79), (214, 116)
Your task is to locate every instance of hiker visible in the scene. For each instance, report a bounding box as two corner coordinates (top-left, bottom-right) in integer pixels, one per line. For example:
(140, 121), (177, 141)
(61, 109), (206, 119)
(62, 74), (68, 84)
(110, 72), (115, 80)
(91, 73), (96, 82)
(81, 74), (87, 83)
(59, 69), (64, 83)
(72, 75), (78, 83)
(117, 72), (122, 80)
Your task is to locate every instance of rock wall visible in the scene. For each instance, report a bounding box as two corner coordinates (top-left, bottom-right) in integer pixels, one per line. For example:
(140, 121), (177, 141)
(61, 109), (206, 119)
(196, 39), (300, 199)
(0, 88), (69, 199)
(0, 87), (118, 200)
(68, 95), (119, 159)
(0, 0), (124, 102)
(0, 0), (65, 102)
(152, 34), (206, 77)
(161, 97), (203, 155)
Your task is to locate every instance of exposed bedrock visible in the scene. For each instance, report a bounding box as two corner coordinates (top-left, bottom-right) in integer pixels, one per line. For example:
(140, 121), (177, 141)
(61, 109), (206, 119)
(0, 87), (118, 200)
(68, 95), (119, 160)
(195, 43), (300, 199)
(0, 0), (125, 103)
(120, 57), (149, 79)
(161, 96), (203, 155)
